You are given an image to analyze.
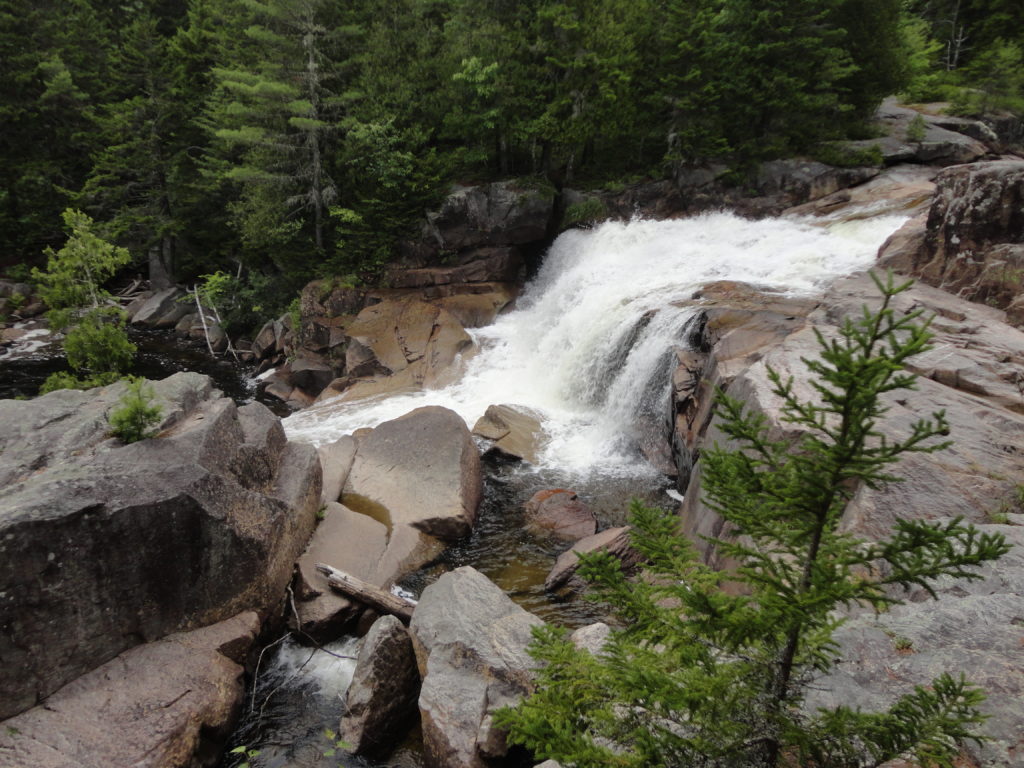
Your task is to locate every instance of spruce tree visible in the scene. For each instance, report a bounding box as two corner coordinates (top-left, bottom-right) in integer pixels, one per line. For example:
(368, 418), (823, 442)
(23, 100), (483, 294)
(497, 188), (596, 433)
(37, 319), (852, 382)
(496, 272), (1009, 767)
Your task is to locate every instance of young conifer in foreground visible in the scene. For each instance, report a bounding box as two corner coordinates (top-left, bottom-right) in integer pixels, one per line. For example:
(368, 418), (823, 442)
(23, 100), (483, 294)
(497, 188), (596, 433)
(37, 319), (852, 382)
(496, 272), (1010, 767)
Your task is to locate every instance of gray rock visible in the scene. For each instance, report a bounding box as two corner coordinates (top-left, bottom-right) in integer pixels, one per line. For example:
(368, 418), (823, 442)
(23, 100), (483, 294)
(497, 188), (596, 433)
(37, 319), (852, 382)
(0, 374), (320, 719)
(340, 615), (421, 757)
(570, 622), (611, 655)
(426, 181), (554, 252)
(897, 160), (1024, 324)
(292, 502), (388, 640)
(130, 287), (188, 327)
(472, 404), (545, 464)
(675, 272), (1024, 761)
(344, 406), (482, 543)
(545, 527), (642, 592)
(410, 567), (543, 768)
(523, 489), (597, 541)
(0, 612), (258, 768)
(319, 434), (357, 504)
(843, 98), (989, 167)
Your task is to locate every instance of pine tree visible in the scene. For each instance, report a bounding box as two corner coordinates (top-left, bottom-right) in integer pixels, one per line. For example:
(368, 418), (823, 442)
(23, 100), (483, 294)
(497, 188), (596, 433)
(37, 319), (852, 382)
(205, 0), (352, 262)
(33, 209), (137, 392)
(496, 272), (1009, 767)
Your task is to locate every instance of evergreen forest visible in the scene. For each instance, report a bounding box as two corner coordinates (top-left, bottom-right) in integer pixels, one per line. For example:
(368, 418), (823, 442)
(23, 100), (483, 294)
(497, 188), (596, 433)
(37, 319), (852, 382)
(2, 0), (1022, 331)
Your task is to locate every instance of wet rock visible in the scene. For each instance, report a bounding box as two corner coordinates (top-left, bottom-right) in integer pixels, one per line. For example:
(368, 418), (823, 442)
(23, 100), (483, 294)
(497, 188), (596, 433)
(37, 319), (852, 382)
(472, 404), (545, 464)
(668, 283), (817, 487)
(318, 297), (473, 404)
(409, 567), (543, 768)
(345, 406), (482, 542)
(292, 502), (389, 640)
(434, 285), (517, 328)
(0, 612), (258, 768)
(0, 373), (320, 719)
(130, 286), (189, 327)
(545, 527), (642, 592)
(523, 489), (597, 541)
(319, 434), (357, 504)
(340, 615), (421, 757)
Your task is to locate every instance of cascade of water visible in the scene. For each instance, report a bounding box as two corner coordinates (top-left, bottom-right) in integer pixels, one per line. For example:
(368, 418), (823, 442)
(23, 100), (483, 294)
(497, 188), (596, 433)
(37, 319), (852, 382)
(284, 212), (907, 479)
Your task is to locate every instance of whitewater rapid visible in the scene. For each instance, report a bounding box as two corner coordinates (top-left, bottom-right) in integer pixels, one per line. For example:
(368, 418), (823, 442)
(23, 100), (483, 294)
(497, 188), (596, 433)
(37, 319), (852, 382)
(284, 212), (907, 478)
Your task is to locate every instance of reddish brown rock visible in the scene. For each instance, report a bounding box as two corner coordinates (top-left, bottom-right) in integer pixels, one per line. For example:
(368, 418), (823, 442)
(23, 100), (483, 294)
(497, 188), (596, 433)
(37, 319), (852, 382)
(545, 527), (642, 592)
(0, 612), (258, 768)
(523, 489), (597, 541)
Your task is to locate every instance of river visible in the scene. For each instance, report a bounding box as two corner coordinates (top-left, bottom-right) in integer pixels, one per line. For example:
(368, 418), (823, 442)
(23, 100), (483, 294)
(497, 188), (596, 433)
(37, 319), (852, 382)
(221, 210), (908, 768)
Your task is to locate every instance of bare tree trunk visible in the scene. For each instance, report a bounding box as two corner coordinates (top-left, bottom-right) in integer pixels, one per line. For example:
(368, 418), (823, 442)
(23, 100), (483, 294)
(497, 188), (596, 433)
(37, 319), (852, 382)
(315, 563), (416, 623)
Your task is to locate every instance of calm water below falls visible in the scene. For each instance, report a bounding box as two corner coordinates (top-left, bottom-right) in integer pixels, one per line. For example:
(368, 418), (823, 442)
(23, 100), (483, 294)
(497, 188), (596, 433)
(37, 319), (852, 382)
(223, 211), (908, 768)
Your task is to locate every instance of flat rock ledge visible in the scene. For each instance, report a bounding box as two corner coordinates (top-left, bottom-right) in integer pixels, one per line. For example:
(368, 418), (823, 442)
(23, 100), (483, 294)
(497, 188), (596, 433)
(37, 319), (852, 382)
(0, 612), (259, 768)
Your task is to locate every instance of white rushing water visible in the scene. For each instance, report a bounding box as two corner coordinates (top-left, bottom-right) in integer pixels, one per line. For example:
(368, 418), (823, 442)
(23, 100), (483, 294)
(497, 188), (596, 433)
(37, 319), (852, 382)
(284, 212), (907, 479)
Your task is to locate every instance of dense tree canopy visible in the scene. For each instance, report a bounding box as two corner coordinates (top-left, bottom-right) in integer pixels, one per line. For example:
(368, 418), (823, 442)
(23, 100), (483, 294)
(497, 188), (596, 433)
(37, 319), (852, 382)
(2, 0), (1020, 330)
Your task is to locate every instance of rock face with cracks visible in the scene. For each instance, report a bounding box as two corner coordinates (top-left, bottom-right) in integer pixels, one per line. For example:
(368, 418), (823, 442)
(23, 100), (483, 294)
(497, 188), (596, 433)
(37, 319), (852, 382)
(340, 614), (421, 757)
(0, 373), (320, 720)
(409, 567), (543, 768)
(674, 272), (1024, 765)
(0, 612), (258, 768)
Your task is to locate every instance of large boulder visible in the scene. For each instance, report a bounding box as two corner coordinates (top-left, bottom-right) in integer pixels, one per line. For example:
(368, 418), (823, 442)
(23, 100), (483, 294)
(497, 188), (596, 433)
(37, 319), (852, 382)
(129, 286), (190, 327)
(292, 502), (389, 639)
(472, 403), (545, 464)
(317, 297), (473, 404)
(340, 615), (421, 757)
(342, 407), (483, 587)
(425, 181), (555, 253)
(887, 160), (1024, 324)
(676, 272), (1024, 763)
(344, 406), (482, 541)
(0, 373), (320, 719)
(0, 612), (258, 768)
(409, 567), (543, 768)
(843, 98), (990, 167)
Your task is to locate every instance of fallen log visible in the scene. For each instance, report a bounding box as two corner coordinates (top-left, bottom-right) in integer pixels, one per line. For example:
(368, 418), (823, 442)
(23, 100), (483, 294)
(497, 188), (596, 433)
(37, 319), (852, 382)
(315, 562), (417, 623)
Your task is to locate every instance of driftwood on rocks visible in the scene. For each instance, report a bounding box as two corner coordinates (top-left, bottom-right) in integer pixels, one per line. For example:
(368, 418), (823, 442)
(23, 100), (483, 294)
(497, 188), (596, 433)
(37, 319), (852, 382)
(315, 563), (416, 623)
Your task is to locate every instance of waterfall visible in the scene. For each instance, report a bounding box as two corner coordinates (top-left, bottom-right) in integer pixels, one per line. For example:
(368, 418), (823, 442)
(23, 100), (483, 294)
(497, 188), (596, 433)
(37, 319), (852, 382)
(284, 212), (907, 479)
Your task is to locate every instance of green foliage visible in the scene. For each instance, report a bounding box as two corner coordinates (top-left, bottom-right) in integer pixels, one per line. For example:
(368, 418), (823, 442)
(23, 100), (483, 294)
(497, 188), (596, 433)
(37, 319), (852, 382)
(39, 370), (121, 395)
(497, 273), (1009, 767)
(950, 39), (1024, 116)
(227, 744), (260, 768)
(813, 142), (885, 168)
(63, 307), (136, 375)
(32, 209), (131, 313)
(108, 376), (163, 443)
(907, 113), (928, 143)
(563, 198), (608, 227)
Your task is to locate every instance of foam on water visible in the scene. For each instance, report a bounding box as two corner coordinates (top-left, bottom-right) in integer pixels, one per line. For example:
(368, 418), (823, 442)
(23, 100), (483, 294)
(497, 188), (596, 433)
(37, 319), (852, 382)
(284, 212), (907, 479)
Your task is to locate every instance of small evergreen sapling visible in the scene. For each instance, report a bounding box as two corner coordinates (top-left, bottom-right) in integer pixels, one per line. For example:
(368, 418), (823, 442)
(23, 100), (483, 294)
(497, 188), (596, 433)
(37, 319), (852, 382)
(496, 272), (1009, 768)
(108, 377), (163, 444)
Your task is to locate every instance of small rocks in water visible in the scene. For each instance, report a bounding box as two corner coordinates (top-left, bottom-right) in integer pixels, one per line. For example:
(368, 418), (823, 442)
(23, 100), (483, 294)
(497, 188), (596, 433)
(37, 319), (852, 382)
(523, 488), (597, 541)
(340, 614), (421, 757)
(545, 526), (643, 593)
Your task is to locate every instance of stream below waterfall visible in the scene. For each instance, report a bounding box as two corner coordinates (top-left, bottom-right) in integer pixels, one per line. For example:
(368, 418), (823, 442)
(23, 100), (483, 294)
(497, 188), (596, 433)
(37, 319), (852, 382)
(221, 210), (909, 768)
